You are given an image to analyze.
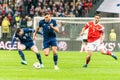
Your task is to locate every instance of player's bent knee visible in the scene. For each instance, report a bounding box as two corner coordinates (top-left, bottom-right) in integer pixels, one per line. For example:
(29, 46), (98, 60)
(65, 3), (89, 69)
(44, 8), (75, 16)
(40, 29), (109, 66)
(18, 45), (26, 50)
(18, 49), (22, 51)
(18, 48), (24, 51)
(31, 49), (37, 53)
(44, 52), (49, 56)
(44, 48), (50, 56)
(44, 51), (49, 56)
(99, 49), (105, 54)
(45, 54), (49, 56)
(52, 49), (57, 54)
(53, 51), (57, 54)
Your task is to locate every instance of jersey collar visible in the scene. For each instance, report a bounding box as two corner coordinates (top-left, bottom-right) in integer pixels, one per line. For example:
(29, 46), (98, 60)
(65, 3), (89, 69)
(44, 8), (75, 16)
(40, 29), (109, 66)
(45, 19), (51, 23)
(93, 21), (100, 25)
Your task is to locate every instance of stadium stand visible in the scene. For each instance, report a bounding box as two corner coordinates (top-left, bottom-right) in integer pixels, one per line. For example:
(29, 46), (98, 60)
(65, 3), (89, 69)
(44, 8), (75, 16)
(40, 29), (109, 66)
(0, 0), (102, 39)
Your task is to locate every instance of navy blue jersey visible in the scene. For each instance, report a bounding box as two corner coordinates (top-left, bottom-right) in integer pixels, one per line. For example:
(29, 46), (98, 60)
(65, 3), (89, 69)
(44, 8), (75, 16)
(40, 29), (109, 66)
(13, 28), (33, 43)
(39, 19), (57, 41)
(11, 28), (43, 48)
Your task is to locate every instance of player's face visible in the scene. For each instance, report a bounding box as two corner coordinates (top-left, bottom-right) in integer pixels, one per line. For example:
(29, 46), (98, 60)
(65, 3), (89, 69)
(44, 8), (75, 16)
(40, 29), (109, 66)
(18, 29), (23, 36)
(45, 14), (50, 22)
(94, 16), (100, 24)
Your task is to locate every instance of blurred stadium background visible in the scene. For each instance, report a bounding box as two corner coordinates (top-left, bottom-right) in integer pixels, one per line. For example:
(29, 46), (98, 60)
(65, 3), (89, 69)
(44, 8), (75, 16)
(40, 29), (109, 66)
(0, 0), (120, 51)
(0, 0), (120, 80)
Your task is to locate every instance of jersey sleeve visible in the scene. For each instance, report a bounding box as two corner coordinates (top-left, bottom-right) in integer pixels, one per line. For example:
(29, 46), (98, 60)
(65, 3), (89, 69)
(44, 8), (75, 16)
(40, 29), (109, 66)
(11, 32), (17, 48)
(12, 32), (17, 38)
(53, 19), (57, 27)
(84, 22), (89, 29)
(23, 28), (43, 35)
(24, 28), (35, 33)
(96, 24), (104, 32)
(39, 20), (43, 27)
(37, 31), (43, 35)
(100, 25), (104, 33)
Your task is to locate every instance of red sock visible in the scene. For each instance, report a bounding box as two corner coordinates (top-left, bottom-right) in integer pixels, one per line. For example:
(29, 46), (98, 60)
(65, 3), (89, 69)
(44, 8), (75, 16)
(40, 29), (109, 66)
(106, 50), (112, 55)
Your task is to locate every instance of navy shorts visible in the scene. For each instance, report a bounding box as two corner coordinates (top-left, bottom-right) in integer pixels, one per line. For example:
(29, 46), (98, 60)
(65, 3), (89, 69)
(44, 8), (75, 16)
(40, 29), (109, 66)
(43, 39), (57, 49)
(22, 41), (34, 49)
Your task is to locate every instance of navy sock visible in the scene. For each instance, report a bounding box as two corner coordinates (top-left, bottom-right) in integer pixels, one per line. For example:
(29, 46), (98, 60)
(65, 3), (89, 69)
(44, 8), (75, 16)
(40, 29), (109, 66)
(18, 50), (25, 61)
(53, 54), (58, 65)
(36, 53), (42, 64)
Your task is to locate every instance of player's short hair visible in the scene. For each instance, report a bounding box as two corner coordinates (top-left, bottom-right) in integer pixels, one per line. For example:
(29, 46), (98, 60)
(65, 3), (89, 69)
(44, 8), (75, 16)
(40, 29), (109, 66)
(95, 14), (101, 18)
(44, 12), (50, 16)
(16, 28), (21, 34)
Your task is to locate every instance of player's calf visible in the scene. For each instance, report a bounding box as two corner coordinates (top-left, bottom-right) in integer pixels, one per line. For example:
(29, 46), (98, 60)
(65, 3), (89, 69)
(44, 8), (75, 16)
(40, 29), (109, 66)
(100, 49), (118, 60)
(18, 50), (26, 62)
(53, 54), (59, 70)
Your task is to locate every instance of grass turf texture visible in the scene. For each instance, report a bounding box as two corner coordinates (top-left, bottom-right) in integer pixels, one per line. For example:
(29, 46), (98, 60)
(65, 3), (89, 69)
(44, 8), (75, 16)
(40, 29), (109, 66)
(0, 50), (120, 80)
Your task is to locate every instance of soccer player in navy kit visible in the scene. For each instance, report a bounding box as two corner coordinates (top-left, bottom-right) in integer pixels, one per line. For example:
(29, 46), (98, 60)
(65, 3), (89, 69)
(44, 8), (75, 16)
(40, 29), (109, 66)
(33, 12), (60, 70)
(11, 28), (44, 68)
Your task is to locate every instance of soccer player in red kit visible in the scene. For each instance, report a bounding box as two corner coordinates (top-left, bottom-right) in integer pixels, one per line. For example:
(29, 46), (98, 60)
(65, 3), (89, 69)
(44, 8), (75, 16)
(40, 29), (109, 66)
(80, 15), (117, 68)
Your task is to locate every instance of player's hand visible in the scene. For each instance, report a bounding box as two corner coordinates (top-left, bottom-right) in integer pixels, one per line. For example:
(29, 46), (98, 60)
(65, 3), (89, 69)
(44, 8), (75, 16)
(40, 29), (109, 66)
(50, 23), (53, 28)
(80, 32), (84, 36)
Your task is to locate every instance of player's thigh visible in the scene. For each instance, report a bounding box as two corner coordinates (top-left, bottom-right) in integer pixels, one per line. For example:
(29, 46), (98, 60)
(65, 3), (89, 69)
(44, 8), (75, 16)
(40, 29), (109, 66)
(98, 44), (106, 53)
(18, 44), (26, 50)
(43, 41), (50, 55)
(87, 42), (96, 51)
(31, 45), (39, 53)
(43, 48), (50, 56)
(43, 41), (50, 50)
(85, 42), (93, 56)
(87, 50), (93, 56)
(87, 39), (101, 51)
(50, 40), (58, 54)
(51, 46), (58, 54)
(95, 39), (104, 51)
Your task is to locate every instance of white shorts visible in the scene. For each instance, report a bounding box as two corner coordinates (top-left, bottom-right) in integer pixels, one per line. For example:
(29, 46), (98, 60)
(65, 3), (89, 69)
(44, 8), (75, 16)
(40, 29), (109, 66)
(87, 38), (104, 51)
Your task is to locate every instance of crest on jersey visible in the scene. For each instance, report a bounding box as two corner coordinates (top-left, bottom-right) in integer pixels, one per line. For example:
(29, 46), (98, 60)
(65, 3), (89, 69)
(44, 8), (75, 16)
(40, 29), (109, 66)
(43, 24), (46, 26)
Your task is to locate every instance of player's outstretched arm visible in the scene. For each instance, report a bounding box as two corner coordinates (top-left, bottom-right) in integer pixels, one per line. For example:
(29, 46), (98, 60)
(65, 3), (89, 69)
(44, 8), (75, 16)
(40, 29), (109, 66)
(27, 28), (43, 35)
(80, 27), (86, 36)
(10, 37), (16, 49)
(25, 28), (43, 35)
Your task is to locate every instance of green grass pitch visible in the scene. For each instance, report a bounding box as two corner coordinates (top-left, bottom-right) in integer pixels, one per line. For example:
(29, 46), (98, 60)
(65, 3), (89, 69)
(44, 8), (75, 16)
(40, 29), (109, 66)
(0, 50), (120, 80)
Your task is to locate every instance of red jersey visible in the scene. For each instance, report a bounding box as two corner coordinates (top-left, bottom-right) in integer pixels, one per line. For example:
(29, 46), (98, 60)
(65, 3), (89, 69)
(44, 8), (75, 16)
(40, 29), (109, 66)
(84, 21), (104, 42)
